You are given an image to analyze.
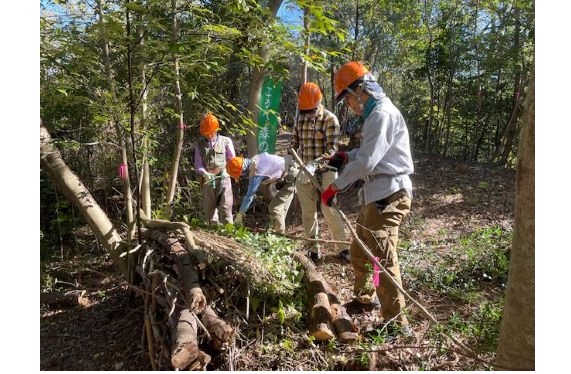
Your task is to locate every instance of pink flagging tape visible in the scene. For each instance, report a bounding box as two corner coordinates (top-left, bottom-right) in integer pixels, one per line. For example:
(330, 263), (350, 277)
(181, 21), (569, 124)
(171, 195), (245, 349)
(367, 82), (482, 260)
(118, 163), (128, 180)
(372, 257), (381, 287)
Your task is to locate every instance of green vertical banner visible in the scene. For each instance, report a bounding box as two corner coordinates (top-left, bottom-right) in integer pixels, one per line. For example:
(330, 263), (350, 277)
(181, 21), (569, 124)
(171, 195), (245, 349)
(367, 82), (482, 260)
(257, 77), (282, 154)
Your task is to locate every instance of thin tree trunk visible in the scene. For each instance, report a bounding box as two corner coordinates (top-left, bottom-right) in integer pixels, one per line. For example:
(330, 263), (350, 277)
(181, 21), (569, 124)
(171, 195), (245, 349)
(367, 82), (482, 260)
(495, 69), (534, 370)
(423, 0), (435, 154)
(494, 4), (522, 166)
(330, 58), (336, 114)
(41, 124), (127, 277)
(138, 9), (152, 218)
(473, 112), (491, 162)
(125, 1), (143, 287)
(442, 63), (455, 156)
(96, 0), (135, 234)
(352, 2), (360, 60)
(471, 0), (483, 162)
(487, 62), (504, 162)
(432, 94), (442, 154)
(246, 60), (267, 157)
(163, 0), (186, 218)
(300, 7), (309, 84)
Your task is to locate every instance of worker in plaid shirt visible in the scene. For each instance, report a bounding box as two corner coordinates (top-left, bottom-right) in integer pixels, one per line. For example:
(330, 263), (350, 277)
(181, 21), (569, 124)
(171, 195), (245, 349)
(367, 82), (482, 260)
(292, 82), (349, 263)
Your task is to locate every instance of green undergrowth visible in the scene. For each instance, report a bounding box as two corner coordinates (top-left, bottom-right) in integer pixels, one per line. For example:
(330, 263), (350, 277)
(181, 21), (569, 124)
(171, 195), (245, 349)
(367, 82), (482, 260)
(188, 218), (308, 317)
(401, 225), (511, 353)
(403, 225), (511, 298)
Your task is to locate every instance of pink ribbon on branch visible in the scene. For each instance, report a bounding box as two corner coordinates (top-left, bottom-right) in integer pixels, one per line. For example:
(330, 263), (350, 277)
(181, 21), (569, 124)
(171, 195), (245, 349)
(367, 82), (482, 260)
(118, 163), (128, 180)
(372, 257), (381, 287)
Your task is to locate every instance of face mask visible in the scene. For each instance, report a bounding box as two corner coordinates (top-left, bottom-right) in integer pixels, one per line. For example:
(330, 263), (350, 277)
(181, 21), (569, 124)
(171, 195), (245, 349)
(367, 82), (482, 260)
(346, 94), (364, 115)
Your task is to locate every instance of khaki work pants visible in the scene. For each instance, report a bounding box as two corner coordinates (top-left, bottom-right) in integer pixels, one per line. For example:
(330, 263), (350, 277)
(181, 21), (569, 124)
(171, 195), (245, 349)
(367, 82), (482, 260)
(268, 183), (296, 234)
(295, 170), (347, 252)
(202, 176), (233, 225)
(350, 189), (411, 326)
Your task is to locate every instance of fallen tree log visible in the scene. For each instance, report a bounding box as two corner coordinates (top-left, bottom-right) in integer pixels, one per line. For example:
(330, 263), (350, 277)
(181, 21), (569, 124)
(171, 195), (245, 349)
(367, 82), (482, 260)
(293, 251), (358, 343)
(143, 218), (277, 294)
(311, 292), (335, 341)
(331, 304), (358, 343)
(146, 229), (206, 313)
(171, 309), (199, 369)
(199, 306), (235, 350)
(40, 123), (127, 277)
(188, 351), (211, 371)
(40, 122), (249, 369)
(142, 217), (198, 250)
(40, 290), (89, 308)
(142, 228), (234, 369)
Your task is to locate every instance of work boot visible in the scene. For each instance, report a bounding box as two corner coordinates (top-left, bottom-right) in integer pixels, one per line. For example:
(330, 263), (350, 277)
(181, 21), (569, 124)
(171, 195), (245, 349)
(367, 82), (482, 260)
(338, 249), (350, 263)
(308, 242), (321, 264)
(309, 250), (322, 264)
(344, 298), (380, 314)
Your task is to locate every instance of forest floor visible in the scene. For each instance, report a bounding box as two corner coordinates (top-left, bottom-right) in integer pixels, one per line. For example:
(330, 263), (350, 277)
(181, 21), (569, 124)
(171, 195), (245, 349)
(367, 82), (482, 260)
(40, 132), (516, 371)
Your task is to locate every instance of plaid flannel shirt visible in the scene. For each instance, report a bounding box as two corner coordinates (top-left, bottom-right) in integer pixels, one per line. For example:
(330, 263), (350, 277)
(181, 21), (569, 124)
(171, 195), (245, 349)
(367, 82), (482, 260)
(292, 105), (341, 163)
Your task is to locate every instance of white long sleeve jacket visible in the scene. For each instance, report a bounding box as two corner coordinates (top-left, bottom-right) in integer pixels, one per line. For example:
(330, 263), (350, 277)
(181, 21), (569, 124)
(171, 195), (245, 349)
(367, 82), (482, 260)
(335, 93), (414, 204)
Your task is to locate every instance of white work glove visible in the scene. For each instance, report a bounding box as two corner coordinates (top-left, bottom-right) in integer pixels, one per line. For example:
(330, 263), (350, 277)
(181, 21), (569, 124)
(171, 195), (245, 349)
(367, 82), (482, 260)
(234, 212), (244, 225)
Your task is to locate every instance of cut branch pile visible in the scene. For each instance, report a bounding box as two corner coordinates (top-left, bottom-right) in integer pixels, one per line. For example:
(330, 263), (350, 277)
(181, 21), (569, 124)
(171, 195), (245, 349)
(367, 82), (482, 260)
(191, 230), (277, 290)
(137, 229), (226, 370)
(293, 252), (358, 343)
(133, 223), (282, 370)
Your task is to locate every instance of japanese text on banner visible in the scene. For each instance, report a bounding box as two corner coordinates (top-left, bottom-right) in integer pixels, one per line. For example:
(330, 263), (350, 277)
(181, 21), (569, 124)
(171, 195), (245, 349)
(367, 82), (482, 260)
(257, 77), (282, 154)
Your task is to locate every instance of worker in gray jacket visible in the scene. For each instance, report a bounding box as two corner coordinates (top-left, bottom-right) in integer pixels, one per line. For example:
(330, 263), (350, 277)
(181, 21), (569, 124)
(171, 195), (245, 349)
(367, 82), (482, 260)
(322, 61), (414, 337)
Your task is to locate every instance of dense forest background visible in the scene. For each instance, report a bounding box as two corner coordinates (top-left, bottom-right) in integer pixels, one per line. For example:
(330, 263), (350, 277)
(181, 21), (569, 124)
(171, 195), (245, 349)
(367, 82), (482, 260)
(34, 0), (544, 370)
(40, 0), (533, 248)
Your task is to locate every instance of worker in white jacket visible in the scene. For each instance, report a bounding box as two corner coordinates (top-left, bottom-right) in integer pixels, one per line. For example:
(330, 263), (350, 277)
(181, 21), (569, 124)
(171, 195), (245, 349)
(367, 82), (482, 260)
(322, 61), (414, 337)
(226, 152), (298, 234)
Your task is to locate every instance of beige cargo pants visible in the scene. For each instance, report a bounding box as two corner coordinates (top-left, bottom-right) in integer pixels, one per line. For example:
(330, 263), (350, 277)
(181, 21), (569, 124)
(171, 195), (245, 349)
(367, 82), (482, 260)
(268, 182), (296, 234)
(350, 189), (411, 326)
(295, 170), (347, 253)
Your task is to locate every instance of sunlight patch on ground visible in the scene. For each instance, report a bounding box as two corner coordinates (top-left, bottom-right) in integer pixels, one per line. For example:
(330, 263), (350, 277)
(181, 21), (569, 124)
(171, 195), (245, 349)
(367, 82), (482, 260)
(431, 192), (464, 205)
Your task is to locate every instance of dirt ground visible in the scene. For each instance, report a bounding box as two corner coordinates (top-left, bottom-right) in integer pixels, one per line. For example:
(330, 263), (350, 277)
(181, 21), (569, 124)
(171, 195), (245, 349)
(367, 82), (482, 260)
(40, 133), (516, 370)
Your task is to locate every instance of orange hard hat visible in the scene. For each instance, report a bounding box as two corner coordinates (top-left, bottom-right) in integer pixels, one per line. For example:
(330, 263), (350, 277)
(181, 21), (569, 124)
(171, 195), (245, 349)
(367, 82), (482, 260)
(298, 82), (323, 110)
(226, 156), (244, 180)
(334, 61), (370, 102)
(199, 113), (219, 136)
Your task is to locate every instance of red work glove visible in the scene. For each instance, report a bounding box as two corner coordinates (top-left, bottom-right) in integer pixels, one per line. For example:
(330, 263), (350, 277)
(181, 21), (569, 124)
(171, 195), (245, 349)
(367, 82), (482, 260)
(321, 184), (338, 207)
(326, 151), (348, 171)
